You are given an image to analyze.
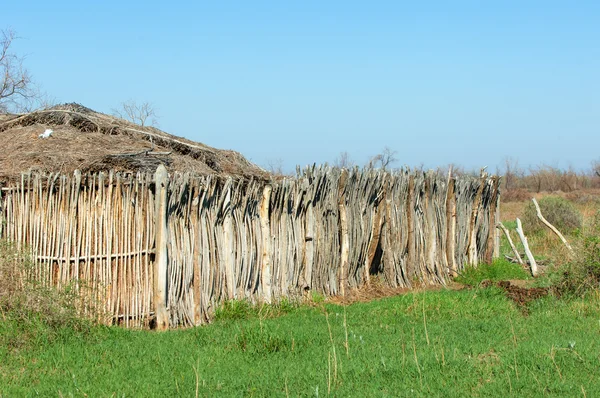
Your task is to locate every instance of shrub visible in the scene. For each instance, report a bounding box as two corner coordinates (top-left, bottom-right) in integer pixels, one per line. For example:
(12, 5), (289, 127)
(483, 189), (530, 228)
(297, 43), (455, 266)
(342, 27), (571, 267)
(0, 240), (94, 350)
(554, 211), (600, 296)
(522, 196), (582, 235)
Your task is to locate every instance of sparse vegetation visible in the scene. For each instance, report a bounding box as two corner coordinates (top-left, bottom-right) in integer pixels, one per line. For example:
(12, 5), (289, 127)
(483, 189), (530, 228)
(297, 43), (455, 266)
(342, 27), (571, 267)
(0, 240), (96, 353)
(522, 196), (583, 235)
(551, 210), (600, 297)
(455, 258), (531, 287)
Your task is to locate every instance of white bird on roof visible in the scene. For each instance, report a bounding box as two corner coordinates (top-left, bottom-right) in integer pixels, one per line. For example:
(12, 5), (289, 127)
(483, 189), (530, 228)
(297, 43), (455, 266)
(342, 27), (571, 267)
(39, 129), (53, 139)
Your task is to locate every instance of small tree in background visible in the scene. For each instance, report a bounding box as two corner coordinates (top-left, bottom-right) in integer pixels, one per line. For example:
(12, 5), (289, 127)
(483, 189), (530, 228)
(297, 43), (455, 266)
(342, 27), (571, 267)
(265, 158), (286, 176)
(593, 159), (600, 178)
(113, 100), (159, 127)
(333, 151), (355, 169)
(368, 146), (398, 170)
(0, 29), (34, 113)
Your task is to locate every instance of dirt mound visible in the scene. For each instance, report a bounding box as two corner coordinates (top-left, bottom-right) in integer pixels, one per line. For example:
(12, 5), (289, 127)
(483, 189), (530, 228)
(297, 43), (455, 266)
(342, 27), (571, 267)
(481, 280), (550, 314)
(0, 103), (269, 182)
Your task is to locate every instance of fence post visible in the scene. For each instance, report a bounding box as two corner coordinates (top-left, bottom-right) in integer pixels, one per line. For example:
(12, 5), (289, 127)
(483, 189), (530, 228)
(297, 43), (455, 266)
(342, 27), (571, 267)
(445, 172), (457, 277)
(154, 165), (169, 330)
(467, 172), (486, 266)
(493, 186), (501, 259)
(485, 177), (500, 264)
(260, 184), (272, 303)
(337, 169), (349, 296)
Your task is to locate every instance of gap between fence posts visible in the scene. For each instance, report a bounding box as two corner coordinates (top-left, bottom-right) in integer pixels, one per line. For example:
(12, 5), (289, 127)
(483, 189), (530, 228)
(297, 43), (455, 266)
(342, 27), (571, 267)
(153, 165), (169, 330)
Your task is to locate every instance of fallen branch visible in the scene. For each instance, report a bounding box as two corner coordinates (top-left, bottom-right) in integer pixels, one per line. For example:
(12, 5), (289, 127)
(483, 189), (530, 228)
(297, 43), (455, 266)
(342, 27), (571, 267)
(496, 223), (523, 264)
(515, 218), (538, 277)
(531, 198), (574, 256)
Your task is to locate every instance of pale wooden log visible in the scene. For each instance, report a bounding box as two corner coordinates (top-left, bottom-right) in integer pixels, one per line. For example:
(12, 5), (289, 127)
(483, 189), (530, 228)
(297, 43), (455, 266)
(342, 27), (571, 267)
(260, 184), (273, 303)
(153, 165), (169, 330)
(222, 179), (235, 299)
(515, 218), (538, 277)
(425, 173), (437, 283)
(484, 177), (499, 264)
(364, 177), (386, 286)
(445, 175), (457, 277)
(531, 198), (574, 255)
(191, 180), (202, 325)
(467, 173), (486, 266)
(304, 201), (315, 290)
(406, 174), (415, 283)
(495, 222), (523, 264)
(493, 188), (501, 259)
(337, 170), (349, 296)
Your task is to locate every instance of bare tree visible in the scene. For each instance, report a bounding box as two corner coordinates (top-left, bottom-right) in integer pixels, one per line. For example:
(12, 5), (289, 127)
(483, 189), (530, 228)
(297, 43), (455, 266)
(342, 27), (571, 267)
(502, 157), (523, 191)
(593, 159), (600, 178)
(333, 151), (355, 169)
(0, 29), (33, 113)
(112, 100), (159, 127)
(265, 158), (287, 176)
(368, 146), (398, 170)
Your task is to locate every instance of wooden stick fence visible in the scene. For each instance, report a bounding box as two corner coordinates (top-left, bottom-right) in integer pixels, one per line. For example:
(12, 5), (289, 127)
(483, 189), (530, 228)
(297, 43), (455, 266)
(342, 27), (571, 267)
(0, 166), (500, 329)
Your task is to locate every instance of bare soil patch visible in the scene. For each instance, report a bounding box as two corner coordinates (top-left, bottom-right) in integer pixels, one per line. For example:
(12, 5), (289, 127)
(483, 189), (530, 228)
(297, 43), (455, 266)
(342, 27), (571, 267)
(481, 280), (551, 314)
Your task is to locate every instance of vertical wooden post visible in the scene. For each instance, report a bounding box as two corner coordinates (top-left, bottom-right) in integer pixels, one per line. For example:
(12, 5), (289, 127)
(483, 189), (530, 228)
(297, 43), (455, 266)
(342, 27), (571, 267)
(406, 174), (416, 283)
(365, 174), (387, 286)
(424, 173), (437, 283)
(493, 183), (501, 259)
(337, 170), (349, 296)
(222, 179), (235, 299)
(260, 184), (273, 303)
(304, 200), (315, 291)
(153, 165), (169, 330)
(191, 180), (203, 326)
(445, 173), (457, 277)
(516, 218), (538, 277)
(467, 172), (486, 267)
(485, 177), (499, 264)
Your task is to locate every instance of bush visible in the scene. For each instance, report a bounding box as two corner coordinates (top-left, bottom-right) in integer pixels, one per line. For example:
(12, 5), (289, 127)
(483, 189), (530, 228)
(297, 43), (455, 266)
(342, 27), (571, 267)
(522, 196), (582, 235)
(0, 240), (94, 350)
(554, 211), (600, 296)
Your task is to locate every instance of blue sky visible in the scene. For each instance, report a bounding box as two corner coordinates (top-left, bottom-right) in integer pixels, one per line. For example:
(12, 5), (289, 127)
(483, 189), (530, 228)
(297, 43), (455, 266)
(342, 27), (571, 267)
(3, 1), (599, 172)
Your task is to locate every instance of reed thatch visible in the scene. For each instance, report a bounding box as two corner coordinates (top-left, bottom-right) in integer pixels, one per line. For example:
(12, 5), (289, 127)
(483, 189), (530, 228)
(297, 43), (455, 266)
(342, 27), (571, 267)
(0, 103), (269, 183)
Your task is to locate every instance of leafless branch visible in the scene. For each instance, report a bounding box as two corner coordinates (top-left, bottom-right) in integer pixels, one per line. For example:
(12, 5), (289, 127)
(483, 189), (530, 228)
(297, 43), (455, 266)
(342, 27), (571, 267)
(0, 29), (34, 113)
(333, 151), (354, 169)
(112, 100), (159, 127)
(368, 146), (398, 170)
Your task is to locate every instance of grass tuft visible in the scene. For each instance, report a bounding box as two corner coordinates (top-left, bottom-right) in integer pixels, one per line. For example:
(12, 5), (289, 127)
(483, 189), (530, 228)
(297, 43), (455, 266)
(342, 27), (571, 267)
(455, 258), (530, 286)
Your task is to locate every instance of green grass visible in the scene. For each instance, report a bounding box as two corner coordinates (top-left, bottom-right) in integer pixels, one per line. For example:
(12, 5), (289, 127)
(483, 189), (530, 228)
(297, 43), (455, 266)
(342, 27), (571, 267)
(455, 258), (531, 286)
(2, 287), (600, 397)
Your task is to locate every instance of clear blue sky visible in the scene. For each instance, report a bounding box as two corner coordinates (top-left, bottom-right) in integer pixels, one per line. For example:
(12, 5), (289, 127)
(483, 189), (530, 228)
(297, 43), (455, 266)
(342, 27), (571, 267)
(4, 1), (599, 173)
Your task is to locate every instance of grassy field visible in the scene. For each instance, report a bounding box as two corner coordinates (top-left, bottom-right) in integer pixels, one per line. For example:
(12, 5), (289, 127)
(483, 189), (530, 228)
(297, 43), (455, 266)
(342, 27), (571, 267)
(2, 196), (600, 397)
(2, 272), (600, 396)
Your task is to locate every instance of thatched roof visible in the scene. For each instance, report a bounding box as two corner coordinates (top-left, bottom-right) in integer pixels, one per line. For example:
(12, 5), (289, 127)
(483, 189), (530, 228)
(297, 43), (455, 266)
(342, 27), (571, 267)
(0, 103), (269, 182)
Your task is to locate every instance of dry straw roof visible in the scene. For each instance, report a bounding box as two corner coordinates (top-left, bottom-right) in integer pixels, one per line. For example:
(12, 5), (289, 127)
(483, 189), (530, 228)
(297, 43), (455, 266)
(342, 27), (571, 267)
(0, 103), (269, 183)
